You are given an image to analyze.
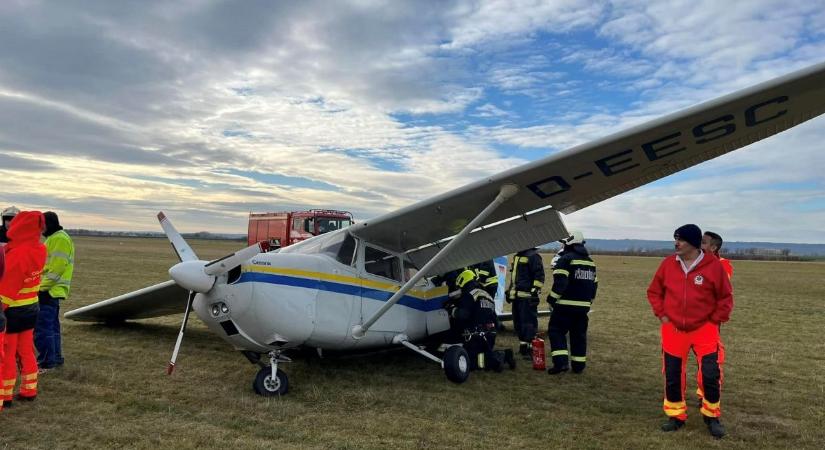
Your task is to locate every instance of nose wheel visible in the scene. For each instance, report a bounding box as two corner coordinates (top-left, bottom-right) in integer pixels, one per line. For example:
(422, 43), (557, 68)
(253, 366), (289, 396)
(252, 351), (290, 396)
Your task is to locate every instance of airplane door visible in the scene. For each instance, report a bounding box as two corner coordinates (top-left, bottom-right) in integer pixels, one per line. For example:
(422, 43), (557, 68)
(359, 244), (407, 332)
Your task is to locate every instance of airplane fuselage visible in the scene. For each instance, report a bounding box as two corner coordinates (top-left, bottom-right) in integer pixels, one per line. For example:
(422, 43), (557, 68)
(192, 241), (451, 354)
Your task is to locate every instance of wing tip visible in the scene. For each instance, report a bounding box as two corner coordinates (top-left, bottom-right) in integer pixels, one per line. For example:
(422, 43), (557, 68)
(157, 211), (166, 222)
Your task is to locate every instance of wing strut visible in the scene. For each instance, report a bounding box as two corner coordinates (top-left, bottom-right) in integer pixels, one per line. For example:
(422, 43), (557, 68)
(352, 184), (519, 339)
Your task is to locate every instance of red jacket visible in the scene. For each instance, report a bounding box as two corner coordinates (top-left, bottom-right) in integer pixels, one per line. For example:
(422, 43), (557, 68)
(0, 211), (47, 311)
(647, 251), (733, 332)
(719, 257), (733, 279)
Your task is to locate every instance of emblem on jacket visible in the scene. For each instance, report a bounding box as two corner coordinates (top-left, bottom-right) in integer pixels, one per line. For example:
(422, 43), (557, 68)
(694, 275), (704, 285)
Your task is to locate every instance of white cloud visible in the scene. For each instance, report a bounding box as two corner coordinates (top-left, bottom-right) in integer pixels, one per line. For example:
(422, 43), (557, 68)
(442, 0), (606, 49)
(0, 0), (823, 244)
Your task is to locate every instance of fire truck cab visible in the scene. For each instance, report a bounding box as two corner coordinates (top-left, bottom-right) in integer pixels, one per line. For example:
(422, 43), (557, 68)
(247, 209), (353, 248)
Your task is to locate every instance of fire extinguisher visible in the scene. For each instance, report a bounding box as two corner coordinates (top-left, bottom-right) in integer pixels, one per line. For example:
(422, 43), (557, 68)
(532, 335), (546, 370)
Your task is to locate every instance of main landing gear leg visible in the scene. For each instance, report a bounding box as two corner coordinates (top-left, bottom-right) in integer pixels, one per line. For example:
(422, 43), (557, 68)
(393, 334), (470, 384)
(252, 350), (291, 396)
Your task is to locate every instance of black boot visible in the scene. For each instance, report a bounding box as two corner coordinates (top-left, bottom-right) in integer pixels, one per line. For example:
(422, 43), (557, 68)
(518, 342), (529, 356)
(489, 351), (504, 373)
(503, 349), (516, 370)
(547, 365), (569, 375)
(661, 417), (685, 432)
(704, 416), (726, 439)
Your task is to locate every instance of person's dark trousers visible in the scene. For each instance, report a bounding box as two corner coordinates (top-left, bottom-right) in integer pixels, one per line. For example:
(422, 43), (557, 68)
(35, 292), (64, 368)
(513, 298), (538, 342)
(568, 311), (589, 373)
(511, 298), (523, 340)
(548, 310), (571, 369)
(548, 309), (588, 371)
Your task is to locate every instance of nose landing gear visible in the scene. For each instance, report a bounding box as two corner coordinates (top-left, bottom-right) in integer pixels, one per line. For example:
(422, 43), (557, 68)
(252, 351), (290, 396)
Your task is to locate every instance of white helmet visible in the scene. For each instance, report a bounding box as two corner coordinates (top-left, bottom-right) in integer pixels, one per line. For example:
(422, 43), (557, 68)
(560, 230), (585, 246)
(1, 206), (20, 219)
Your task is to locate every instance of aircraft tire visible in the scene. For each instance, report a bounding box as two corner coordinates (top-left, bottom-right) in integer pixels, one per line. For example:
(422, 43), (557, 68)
(443, 346), (470, 383)
(253, 367), (289, 396)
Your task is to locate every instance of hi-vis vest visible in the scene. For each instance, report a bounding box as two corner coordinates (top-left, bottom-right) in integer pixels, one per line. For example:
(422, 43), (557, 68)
(40, 230), (74, 299)
(0, 268), (42, 307)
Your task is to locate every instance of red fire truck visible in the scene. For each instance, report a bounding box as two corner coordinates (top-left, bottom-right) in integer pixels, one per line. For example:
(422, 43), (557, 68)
(247, 209), (353, 248)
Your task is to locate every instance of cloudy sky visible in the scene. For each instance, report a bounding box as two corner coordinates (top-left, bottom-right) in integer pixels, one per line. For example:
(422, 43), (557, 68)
(1, 0), (824, 243)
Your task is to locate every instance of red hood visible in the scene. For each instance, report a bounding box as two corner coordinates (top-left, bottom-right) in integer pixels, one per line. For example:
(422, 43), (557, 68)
(6, 210), (44, 249)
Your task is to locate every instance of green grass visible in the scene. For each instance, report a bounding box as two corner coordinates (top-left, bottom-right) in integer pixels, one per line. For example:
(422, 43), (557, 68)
(1, 237), (823, 449)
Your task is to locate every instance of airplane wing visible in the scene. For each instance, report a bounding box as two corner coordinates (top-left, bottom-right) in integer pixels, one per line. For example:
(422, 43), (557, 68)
(350, 62), (825, 261)
(64, 280), (189, 322)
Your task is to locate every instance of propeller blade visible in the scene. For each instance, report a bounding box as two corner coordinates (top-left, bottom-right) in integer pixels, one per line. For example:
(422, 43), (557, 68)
(157, 211), (198, 262)
(167, 291), (196, 375)
(203, 242), (262, 276)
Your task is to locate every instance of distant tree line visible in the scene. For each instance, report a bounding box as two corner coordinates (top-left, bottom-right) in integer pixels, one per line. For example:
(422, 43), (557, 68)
(568, 246), (817, 261)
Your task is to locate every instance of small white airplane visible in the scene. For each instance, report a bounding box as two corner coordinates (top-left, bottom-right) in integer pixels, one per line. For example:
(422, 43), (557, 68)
(66, 61), (825, 396)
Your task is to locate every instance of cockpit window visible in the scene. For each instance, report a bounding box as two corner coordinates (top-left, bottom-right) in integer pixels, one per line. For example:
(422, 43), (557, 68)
(364, 246), (401, 281)
(319, 232), (357, 266)
(279, 231), (330, 254)
(403, 258), (420, 282)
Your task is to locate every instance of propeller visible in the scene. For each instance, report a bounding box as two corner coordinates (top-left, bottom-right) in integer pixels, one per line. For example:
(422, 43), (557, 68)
(157, 211), (263, 374)
(167, 291), (195, 375)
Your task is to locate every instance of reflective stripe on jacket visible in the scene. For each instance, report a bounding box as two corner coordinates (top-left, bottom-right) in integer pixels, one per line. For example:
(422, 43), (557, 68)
(471, 260), (498, 288)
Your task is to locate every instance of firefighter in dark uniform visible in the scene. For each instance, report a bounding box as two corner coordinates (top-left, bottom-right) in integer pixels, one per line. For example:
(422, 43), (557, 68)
(546, 231), (598, 374)
(441, 269), (514, 371)
(469, 260), (502, 329)
(507, 248), (544, 358)
(470, 260), (498, 298)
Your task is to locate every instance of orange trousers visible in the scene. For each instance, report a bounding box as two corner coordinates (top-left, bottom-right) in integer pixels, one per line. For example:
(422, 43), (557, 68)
(661, 321), (724, 420)
(0, 330), (4, 411)
(2, 329), (38, 402)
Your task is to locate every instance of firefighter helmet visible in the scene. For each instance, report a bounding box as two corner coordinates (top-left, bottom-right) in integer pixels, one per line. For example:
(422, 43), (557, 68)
(1, 205), (20, 219)
(560, 230), (585, 246)
(455, 269), (476, 288)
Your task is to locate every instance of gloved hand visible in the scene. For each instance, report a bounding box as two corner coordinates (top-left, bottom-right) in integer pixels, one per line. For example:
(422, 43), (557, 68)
(530, 287), (541, 297)
(505, 296), (512, 304)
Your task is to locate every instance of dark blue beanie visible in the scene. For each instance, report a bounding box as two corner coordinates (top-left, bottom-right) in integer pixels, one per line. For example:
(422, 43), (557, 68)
(674, 224), (702, 249)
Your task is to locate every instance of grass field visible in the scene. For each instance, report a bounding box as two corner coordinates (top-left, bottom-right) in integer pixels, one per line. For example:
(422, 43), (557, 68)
(1, 236), (824, 449)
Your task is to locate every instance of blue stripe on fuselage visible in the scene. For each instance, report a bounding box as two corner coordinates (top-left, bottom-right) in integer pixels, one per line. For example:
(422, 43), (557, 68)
(236, 272), (447, 312)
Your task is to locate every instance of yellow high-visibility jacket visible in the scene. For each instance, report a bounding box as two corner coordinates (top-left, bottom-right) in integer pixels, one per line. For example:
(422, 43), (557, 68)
(40, 230), (74, 299)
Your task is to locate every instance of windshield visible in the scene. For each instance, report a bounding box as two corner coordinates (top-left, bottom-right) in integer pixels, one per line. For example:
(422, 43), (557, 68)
(316, 216), (352, 234)
(278, 229), (357, 265)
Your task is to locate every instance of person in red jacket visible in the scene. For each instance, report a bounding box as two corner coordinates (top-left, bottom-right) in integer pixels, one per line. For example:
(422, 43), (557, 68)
(695, 230), (733, 406)
(0, 241), (5, 411)
(647, 224), (733, 439)
(702, 231), (733, 279)
(0, 211), (47, 410)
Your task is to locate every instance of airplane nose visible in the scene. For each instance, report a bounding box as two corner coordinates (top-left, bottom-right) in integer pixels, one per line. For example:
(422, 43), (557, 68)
(169, 260), (216, 293)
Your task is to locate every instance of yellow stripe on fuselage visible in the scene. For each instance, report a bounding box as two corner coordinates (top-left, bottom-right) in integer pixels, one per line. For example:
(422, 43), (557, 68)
(241, 265), (447, 299)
